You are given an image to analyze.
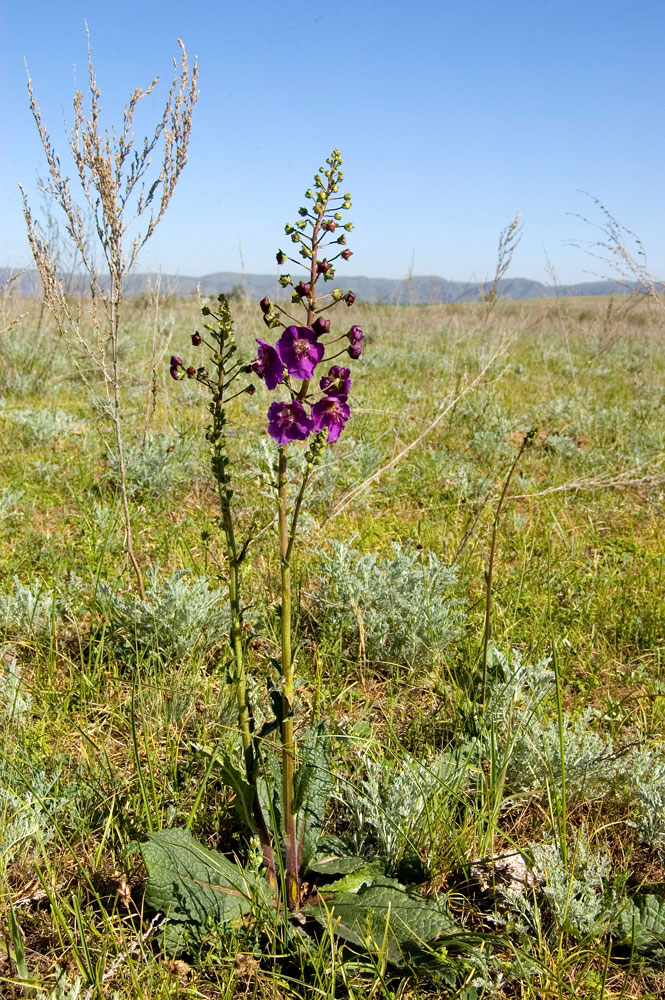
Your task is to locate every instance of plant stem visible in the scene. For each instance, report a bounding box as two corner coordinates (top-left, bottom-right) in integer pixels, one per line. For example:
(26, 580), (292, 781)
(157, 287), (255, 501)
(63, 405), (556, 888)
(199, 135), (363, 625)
(212, 355), (276, 886)
(278, 445), (299, 909)
(480, 430), (533, 703)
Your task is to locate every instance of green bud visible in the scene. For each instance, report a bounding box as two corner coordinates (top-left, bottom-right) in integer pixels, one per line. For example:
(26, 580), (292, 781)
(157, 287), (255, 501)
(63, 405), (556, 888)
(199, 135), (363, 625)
(291, 290), (301, 303)
(201, 305), (210, 315)
(343, 201), (352, 210)
(301, 245), (312, 258)
(298, 206), (308, 217)
(279, 273), (292, 287)
(285, 224), (295, 234)
(334, 212), (342, 220)
(337, 235), (347, 244)
(332, 287), (343, 301)
(296, 220), (307, 230)
(291, 232), (301, 243)
(305, 188), (314, 199)
(332, 184), (339, 192)
(344, 193), (352, 201)
(204, 322), (215, 331)
(344, 222), (354, 231)
(314, 174), (322, 187)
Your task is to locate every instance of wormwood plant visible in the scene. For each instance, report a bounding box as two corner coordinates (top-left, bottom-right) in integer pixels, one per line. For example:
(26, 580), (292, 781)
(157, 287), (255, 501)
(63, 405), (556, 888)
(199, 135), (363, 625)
(138, 153), (479, 977)
(21, 35), (198, 599)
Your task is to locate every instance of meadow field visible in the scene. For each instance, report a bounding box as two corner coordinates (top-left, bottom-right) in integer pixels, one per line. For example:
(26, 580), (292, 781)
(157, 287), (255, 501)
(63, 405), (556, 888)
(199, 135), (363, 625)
(2, 290), (665, 998)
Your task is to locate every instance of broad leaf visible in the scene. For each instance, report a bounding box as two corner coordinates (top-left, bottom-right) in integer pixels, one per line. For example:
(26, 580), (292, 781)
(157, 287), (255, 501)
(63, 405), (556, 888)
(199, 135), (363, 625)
(139, 827), (272, 953)
(295, 723), (334, 871)
(614, 893), (665, 955)
(304, 875), (470, 968)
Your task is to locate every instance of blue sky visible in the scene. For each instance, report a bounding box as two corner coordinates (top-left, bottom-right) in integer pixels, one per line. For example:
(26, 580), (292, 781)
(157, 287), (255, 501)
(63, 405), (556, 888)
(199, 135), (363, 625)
(1, 0), (663, 283)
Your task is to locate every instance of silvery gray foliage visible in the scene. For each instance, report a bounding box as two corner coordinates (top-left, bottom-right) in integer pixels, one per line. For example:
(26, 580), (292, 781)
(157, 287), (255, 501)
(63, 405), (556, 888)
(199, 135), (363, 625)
(0, 577), (62, 639)
(2, 406), (78, 443)
(106, 432), (195, 499)
(339, 750), (467, 865)
(531, 834), (617, 939)
(0, 650), (32, 719)
(626, 747), (665, 847)
(96, 569), (229, 662)
(316, 540), (462, 666)
(0, 487), (24, 521)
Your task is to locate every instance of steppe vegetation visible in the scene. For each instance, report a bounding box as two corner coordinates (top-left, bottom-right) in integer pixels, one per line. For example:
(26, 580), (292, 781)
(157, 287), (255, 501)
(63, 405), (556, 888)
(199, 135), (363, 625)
(2, 283), (665, 998)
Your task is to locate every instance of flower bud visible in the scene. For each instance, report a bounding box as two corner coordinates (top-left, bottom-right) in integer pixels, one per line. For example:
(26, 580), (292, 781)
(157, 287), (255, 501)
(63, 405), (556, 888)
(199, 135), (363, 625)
(276, 249), (287, 265)
(186, 366), (196, 378)
(295, 281), (312, 298)
(324, 220), (337, 232)
(332, 288), (343, 301)
(312, 316), (331, 336)
(341, 249), (352, 260)
(347, 342), (362, 359)
(260, 296), (271, 315)
(343, 201), (352, 210)
(191, 331), (202, 345)
(279, 274), (292, 287)
(344, 193), (352, 201)
(348, 324), (363, 342)
(316, 259), (332, 275)
(345, 291), (356, 306)
(344, 222), (354, 231)
(245, 384), (256, 395)
(334, 212), (342, 221)
(291, 232), (301, 243)
(305, 189), (314, 199)
(201, 306), (210, 315)
(298, 206), (308, 217)
(170, 355), (184, 367)
(285, 224), (295, 234)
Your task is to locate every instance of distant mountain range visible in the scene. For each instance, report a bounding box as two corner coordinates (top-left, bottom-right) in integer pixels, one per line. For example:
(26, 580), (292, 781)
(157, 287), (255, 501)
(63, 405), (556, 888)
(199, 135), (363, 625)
(0, 268), (637, 304)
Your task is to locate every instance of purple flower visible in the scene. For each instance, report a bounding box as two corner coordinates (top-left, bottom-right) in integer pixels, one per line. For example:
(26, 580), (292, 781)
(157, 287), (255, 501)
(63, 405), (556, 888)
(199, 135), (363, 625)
(252, 339), (284, 390)
(260, 296), (272, 315)
(311, 395), (350, 443)
(345, 290), (356, 306)
(276, 326), (324, 380)
(348, 324), (363, 343)
(319, 365), (351, 397)
(312, 316), (331, 337)
(267, 400), (313, 445)
(170, 355), (185, 380)
(316, 259), (332, 276)
(347, 342), (363, 360)
(295, 281), (312, 298)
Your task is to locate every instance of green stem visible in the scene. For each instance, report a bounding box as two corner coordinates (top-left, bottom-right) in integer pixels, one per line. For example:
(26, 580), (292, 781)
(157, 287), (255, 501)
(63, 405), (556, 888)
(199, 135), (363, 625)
(278, 446), (299, 909)
(212, 356), (276, 887)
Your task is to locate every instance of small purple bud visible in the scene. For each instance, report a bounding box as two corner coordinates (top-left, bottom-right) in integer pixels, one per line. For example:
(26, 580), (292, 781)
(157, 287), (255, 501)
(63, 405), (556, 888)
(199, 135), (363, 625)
(191, 332), (202, 346)
(347, 325), (363, 343)
(170, 356), (184, 367)
(316, 259), (332, 276)
(186, 366), (196, 378)
(324, 220), (337, 232)
(345, 291), (356, 306)
(347, 342), (363, 360)
(276, 250), (287, 265)
(341, 248), (352, 261)
(312, 317), (331, 337)
(245, 384), (256, 395)
(295, 281), (312, 298)
(260, 296), (271, 315)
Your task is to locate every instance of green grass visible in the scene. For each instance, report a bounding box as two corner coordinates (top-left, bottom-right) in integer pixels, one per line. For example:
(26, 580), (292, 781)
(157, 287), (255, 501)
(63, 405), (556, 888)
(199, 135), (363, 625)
(2, 292), (665, 997)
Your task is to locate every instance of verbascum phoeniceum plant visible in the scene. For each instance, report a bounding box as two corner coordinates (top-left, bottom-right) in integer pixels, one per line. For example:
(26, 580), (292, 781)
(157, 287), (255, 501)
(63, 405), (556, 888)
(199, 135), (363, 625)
(168, 150), (362, 911)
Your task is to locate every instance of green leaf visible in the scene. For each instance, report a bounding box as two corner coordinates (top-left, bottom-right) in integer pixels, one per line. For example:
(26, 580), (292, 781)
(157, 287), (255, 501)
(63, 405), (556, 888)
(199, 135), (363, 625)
(304, 876), (471, 968)
(138, 827), (272, 953)
(318, 859), (390, 893)
(614, 893), (665, 954)
(295, 722), (334, 871)
(309, 854), (385, 877)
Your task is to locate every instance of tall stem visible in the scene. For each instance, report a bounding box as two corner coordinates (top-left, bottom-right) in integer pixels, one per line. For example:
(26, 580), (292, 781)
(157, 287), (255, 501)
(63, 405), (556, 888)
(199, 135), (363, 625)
(278, 446), (299, 909)
(110, 276), (145, 599)
(212, 361), (276, 886)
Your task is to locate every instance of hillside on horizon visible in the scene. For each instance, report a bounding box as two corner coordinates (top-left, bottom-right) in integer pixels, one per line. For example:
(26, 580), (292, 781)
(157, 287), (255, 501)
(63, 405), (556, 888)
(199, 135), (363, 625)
(1, 267), (638, 303)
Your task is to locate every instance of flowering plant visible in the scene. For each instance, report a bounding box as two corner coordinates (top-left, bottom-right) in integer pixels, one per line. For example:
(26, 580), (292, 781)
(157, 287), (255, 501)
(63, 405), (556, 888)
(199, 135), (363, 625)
(169, 150), (363, 911)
